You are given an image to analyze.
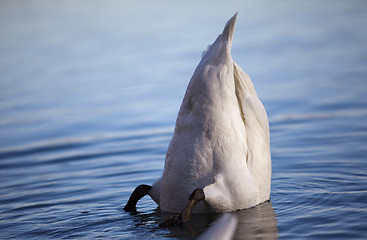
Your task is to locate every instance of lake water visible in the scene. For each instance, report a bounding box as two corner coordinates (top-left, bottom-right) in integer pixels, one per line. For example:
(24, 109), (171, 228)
(1, 0), (367, 239)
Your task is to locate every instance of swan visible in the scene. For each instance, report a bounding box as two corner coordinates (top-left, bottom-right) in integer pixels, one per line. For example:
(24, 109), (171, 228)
(124, 13), (271, 227)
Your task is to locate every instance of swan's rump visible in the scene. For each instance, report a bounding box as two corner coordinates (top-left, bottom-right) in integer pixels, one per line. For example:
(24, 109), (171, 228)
(156, 14), (271, 213)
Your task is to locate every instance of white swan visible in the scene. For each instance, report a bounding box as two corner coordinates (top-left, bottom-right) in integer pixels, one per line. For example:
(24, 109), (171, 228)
(124, 13), (271, 227)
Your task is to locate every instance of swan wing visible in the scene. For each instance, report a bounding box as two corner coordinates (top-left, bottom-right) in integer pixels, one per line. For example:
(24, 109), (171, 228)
(233, 61), (271, 197)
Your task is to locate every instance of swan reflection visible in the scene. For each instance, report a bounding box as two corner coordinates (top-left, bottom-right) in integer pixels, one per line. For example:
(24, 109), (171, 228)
(162, 200), (278, 239)
(232, 201), (278, 239)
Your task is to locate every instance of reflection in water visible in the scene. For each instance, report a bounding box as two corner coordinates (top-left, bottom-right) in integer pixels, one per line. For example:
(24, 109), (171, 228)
(233, 201), (278, 240)
(158, 210), (217, 239)
(155, 201), (278, 239)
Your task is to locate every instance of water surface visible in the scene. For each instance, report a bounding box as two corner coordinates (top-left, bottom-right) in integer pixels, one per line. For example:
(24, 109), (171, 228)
(1, 1), (367, 239)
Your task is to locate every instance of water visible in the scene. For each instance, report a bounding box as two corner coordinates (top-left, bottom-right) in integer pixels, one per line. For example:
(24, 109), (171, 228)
(1, 0), (367, 239)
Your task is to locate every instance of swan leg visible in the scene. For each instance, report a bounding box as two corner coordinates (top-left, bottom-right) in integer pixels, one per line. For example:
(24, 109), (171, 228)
(124, 184), (152, 212)
(159, 188), (205, 228)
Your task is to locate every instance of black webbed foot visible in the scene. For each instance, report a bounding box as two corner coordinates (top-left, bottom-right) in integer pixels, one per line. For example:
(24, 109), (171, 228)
(159, 188), (205, 228)
(159, 214), (182, 228)
(124, 184), (152, 212)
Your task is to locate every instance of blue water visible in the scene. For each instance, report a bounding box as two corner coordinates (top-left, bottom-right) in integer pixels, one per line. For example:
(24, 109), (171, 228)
(1, 1), (367, 239)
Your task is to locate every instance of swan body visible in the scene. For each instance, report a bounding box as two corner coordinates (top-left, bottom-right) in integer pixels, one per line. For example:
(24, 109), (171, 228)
(149, 13), (271, 213)
(125, 13), (271, 218)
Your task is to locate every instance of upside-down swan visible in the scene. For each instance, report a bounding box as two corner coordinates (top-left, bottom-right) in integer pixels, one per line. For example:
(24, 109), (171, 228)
(124, 13), (271, 227)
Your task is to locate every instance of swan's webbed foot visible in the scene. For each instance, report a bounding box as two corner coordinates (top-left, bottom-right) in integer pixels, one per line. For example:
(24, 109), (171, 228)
(159, 188), (205, 228)
(124, 184), (152, 212)
(159, 214), (182, 228)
